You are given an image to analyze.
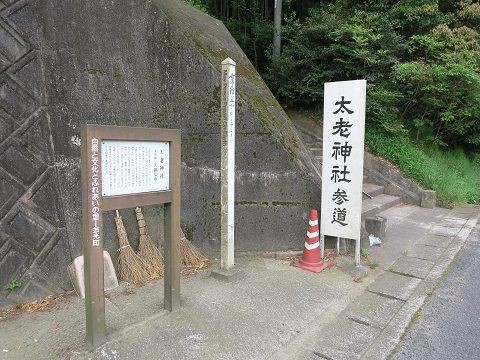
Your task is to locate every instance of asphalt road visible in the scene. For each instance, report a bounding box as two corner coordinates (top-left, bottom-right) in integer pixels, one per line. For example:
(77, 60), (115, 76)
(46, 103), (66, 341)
(395, 224), (480, 360)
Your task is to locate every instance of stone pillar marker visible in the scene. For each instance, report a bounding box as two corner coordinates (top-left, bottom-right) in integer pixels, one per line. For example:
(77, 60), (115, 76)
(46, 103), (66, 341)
(421, 190), (436, 208)
(212, 57), (237, 282)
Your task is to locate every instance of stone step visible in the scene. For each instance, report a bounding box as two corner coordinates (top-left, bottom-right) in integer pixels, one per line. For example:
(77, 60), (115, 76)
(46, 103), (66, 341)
(362, 194), (401, 218)
(363, 183), (384, 197)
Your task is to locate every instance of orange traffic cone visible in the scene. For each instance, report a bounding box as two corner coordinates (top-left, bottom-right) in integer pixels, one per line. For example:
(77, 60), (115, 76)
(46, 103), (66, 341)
(296, 209), (332, 273)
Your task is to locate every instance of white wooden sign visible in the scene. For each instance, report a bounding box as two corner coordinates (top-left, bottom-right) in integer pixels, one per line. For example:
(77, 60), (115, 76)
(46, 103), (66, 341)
(321, 80), (366, 246)
(101, 140), (169, 197)
(220, 57), (236, 270)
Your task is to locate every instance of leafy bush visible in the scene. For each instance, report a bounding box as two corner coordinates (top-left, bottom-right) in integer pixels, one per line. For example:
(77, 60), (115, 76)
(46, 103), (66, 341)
(182, 0), (480, 203)
(266, 1), (480, 151)
(183, 0), (208, 12)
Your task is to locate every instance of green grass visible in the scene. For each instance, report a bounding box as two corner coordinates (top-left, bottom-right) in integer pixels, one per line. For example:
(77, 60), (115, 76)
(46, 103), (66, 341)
(366, 129), (480, 205)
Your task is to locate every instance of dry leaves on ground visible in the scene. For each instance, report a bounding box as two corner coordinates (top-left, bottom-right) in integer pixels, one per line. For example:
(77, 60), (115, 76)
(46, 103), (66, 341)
(0, 291), (73, 322)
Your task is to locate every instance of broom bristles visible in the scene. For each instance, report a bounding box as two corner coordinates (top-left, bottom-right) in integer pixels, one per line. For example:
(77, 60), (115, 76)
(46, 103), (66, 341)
(135, 207), (165, 278)
(114, 212), (151, 285)
(180, 229), (210, 275)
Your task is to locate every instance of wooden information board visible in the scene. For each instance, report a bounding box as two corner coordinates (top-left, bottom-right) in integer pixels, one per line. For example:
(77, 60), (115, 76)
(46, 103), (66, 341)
(80, 125), (181, 348)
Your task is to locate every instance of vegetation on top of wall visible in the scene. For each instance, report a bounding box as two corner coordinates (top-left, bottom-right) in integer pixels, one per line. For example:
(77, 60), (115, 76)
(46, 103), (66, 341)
(267, 0), (480, 152)
(182, 0), (480, 203)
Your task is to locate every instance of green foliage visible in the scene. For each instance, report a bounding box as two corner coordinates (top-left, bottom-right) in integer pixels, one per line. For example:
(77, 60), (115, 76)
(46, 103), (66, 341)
(266, 1), (480, 151)
(183, 0), (480, 203)
(225, 15), (273, 70)
(6, 279), (22, 290)
(183, 0), (208, 12)
(393, 23), (480, 148)
(366, 129), (480, 204)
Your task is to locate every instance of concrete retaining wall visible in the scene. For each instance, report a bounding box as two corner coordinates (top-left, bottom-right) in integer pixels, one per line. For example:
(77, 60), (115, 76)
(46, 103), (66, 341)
(0, 0), (321, 303)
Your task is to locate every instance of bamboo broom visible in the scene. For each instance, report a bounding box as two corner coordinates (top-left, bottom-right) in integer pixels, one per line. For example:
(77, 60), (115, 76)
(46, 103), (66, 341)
(180, 228), (210, 275)
(134, 207), (164, 278)
(114, 210), (151, 285)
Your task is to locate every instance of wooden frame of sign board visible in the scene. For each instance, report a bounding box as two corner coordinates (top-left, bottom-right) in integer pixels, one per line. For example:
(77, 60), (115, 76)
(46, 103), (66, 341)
(80, 124), (181, 348)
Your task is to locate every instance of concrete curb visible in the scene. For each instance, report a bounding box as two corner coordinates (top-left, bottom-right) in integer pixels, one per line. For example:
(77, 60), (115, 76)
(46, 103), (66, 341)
(362, 208), (480, 360)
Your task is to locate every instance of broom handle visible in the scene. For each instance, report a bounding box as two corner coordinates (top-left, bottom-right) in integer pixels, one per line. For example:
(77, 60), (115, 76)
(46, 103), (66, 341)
(116, 210), (120, 217)
(135, 207), (148, 235)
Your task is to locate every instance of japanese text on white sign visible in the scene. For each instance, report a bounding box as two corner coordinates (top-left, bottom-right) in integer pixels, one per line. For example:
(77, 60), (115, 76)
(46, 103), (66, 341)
(101, 140), (170, 197)
(321, 80), (366, 240)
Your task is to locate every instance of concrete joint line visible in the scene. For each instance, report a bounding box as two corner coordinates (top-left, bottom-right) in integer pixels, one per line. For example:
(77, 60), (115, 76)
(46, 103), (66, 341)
(312, 351), (334, 360)
(388, 270), (424, 281)
(420, 243), (448, 248)
(366, 290), (407, 302)
(348, 316), (373, 327)
(360, 209), (480, 360)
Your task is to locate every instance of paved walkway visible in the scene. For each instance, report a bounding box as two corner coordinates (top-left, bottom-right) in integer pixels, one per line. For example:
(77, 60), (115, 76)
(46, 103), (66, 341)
(0, 205), (478, 360)
(395, 223), (480, 360)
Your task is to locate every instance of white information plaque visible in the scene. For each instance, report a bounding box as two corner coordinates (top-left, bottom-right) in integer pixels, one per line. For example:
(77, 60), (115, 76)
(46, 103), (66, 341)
(101, 140), (169, 197)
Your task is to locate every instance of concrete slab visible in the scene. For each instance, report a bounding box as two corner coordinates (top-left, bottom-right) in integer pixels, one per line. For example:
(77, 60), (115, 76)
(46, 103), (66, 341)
(310, 318), (381, 360)
(0, 257), (356, 360)
(368, 209), (433, 268)
(379, 205), (419, 224)
(417, 233), (454, 248)
(430, 225), (462, 237)
(441, 217), (468, 227)
(368, 272), (421, 301)
(405, 206), (449, 224)
(343, 292), (404, 328)
(406, 244), (446, 262)
(290, 350), (324, 360)
(389, 256), (434, 279)
(361, 209), (479, 360)
(451, 206), (478, 216)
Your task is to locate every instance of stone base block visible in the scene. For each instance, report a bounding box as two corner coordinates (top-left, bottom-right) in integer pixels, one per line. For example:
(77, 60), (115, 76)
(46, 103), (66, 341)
(210, 267), (241, 283)
(365, 216), (387, 239)
(421, 190), (436, 208)
(68, 251), (119, 298)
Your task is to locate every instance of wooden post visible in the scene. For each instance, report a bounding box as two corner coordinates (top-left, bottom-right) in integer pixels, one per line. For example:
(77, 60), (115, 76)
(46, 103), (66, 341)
(81, 126), (106, 349)
(164, 136), (181, 311)
(220, 57), (236, 271)
(273, 0), (282, 61)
